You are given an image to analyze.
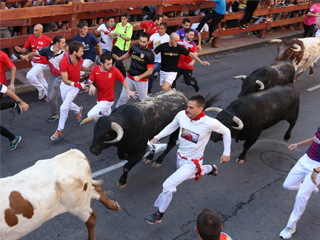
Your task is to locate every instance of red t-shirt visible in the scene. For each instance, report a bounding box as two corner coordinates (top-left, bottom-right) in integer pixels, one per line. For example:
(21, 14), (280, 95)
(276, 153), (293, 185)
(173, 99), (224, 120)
(0, 50), (15, 85)
(24, 34), (52, 64)
(59, 54), (83, 83)
(178, 40), (197, 70)
(140, 20), (159, 49)
(89, 65), (125, 102)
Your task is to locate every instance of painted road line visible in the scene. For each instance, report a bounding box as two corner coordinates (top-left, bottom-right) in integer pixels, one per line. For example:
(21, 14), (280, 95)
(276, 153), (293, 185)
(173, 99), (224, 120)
(92, 161), (127, 178)
(307, 84), (320, 91)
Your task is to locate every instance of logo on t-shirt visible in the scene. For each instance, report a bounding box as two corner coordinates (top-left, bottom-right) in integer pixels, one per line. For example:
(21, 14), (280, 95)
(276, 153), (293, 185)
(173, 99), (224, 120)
(140, 53), (145, 58)
(108, 73), (112, 78)
(181, 128), (199, 144)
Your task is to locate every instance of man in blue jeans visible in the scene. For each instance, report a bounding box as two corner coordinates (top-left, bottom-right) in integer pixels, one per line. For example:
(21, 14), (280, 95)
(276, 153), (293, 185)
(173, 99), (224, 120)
(148, 22), (169, 94)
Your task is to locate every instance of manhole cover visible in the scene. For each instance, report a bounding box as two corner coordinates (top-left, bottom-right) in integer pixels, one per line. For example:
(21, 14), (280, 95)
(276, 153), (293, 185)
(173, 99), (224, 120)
(260, 151), (297, 173)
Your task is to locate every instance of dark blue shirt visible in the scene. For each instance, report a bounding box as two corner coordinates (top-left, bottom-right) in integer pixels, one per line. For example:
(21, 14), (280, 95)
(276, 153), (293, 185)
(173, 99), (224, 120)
(70, 33), (99, 62)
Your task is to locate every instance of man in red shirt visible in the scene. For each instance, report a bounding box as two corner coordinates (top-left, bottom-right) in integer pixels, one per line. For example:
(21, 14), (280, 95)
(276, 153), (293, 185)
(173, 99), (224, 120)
(14, 24), (52, 100)
(87, 53), (137, 117)
(0, 50), (16, 94)
(133, 14), (162, 49)
(50, 41), (90, 141)
(172, 29), (200, 92)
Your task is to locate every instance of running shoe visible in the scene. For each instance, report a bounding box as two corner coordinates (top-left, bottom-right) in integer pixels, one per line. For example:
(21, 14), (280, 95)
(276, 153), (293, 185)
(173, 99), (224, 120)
(279, 227), (296, 239)
(194, 85), (200, 92)
(38, 89), (46, 100)
(51, 130), (62, 141)
(207, 164), (218, 176)
(14, 103), (22, 114)
(47, 114), (59, 123)
(205, 37), (213, 43)
(76, 106), (83, 123)
(145, 212), (163, 224)
(9, 136), (21, 150)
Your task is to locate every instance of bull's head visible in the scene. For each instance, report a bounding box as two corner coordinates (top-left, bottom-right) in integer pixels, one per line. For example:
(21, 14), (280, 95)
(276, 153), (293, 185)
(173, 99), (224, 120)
(270, 39), (301, 62)
(205, 107), (244, 142)
(233, 75), (265, 97)
(82, 116), (124, 156)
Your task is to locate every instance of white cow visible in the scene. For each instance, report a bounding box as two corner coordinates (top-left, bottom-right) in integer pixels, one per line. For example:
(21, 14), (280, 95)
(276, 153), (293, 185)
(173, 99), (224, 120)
(0, 149), (121, 240)
(270, 37), (320, 81)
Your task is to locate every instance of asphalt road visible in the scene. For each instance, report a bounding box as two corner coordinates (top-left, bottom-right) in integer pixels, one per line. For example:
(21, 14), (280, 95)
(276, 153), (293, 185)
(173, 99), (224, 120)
(1, 40), (320, 240)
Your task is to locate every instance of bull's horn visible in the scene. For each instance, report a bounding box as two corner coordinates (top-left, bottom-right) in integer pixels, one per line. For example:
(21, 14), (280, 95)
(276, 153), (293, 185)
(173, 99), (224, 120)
(232, 116), (244, 130)
(205, 107), (223, 113)
(256, 80), (265, 90)
(291, 43), (301, 52)
(80, 115), (102, 125)
(104, 122), (124, 144)
(233, 75), (247, 79)
(270, 39), (282, 43)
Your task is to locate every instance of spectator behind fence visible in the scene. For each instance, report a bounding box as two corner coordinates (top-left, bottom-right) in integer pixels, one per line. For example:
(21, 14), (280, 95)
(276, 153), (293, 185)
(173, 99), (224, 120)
(196, 209), (233, 240)
(95, 16), (116, 64)
(196, 0), (226, 47)
(176, 18), (202, 52)
(14, 24), (52, 101)
(133, 14), (163, 49)
(111, 12), (133, 77)
(69, 20), (102, 80)
(303, 1), (320, 38)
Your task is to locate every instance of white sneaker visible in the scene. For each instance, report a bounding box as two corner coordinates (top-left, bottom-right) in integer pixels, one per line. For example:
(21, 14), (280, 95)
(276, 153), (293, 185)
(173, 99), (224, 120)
(279, 227), (296, 239)
(11, 54), (18, 60)
(313, 187), (319, 194)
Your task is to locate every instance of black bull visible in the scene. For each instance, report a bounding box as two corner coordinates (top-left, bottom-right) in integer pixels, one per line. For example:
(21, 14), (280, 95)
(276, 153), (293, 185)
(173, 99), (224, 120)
(234, 61), (295, 97)
(207, 85), (300, 163)
(87, 91), (188, 188)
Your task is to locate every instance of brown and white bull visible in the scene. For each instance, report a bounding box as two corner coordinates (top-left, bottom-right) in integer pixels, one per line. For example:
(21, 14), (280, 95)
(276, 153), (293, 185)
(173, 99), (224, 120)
(270, 37), (320, 81)
(0, 149), (121, 240)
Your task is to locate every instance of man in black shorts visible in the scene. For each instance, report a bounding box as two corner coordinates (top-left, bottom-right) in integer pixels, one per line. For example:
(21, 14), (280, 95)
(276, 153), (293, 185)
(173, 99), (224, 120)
(154, 32), (210, 91)
(113, 32), (155, 107)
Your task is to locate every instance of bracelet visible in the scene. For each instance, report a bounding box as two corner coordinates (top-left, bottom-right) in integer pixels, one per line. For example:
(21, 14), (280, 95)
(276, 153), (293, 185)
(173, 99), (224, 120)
(296, 143), (300, 147)
(314, 168), (319, 174)
(18, 98), (23, 103)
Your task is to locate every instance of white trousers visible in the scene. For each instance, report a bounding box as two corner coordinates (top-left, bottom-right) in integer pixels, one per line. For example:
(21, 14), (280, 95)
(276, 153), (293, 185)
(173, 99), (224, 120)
(154, 152), (213, 213)
(283, 154), (320, 229)
(80, 59), (94, 77)
(26, 62), (48, 93)
(159, 70), (177, 86)
(314, 29), (320, 64)
(116, 77), (148, 108)
(87, 100), (114, 117)
(57, 82), (81, 131)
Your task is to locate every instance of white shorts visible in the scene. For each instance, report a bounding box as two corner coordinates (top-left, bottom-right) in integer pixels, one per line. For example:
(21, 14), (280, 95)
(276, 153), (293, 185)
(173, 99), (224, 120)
(160, 70), (177, 86)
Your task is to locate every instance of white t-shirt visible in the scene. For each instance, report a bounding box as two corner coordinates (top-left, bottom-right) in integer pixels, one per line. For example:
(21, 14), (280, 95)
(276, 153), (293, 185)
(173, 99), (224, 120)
(150, 33), (170, 63)
(97, 24), (115, 51)
(155, 110), (231, 159)
(191, 23), (209, 32)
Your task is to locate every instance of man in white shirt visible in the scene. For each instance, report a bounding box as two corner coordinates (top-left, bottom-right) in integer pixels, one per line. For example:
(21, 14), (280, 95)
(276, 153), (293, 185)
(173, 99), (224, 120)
(96, 16), (116, 64)
(148, 22), (170, 94)
(145, 94), (231, 224)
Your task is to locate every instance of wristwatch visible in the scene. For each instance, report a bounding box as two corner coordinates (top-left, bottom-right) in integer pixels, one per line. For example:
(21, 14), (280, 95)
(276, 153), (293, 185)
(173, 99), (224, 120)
(18, 98), (23, 103)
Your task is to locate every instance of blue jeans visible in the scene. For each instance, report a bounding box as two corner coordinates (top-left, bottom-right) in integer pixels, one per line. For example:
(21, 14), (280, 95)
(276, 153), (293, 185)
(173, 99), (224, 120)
(148, 62), (161, 93)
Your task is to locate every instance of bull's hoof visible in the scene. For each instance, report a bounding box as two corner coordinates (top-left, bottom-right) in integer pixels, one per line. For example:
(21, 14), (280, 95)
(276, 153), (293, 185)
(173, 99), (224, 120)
(113, 201), (122, 211)
(236, 158), (245, 164)
(117, 181), (127, 189)
(284, 138), (290, 142)
(153, 162), (163, 168)
(143, 158), (153, 164)
(308, 74), (314, 78)
(293, 79), (297, 83)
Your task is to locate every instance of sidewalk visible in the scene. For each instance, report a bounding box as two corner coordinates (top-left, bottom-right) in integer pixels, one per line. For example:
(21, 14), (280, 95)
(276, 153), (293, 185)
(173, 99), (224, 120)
(7, 28), (303, 95)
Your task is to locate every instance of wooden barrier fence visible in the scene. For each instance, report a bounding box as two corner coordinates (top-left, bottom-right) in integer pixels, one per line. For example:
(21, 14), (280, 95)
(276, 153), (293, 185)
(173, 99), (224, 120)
(0, 0), (312, 70)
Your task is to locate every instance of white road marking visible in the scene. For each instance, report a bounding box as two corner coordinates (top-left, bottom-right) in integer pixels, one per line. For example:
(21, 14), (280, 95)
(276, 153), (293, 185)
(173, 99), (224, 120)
(307, 84), (320, 91)
(91, 143), (168, 178)
(92, 161), (127, 178)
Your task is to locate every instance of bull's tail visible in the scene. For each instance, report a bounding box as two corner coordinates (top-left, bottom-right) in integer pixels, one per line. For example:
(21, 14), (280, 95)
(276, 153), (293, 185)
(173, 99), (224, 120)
(92, 179), (103, 187)
(204, 92), (224, 109)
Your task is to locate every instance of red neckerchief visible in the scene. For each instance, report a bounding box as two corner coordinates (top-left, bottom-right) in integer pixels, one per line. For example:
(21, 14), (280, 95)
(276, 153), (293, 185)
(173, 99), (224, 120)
(185, 110), (206, 121)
